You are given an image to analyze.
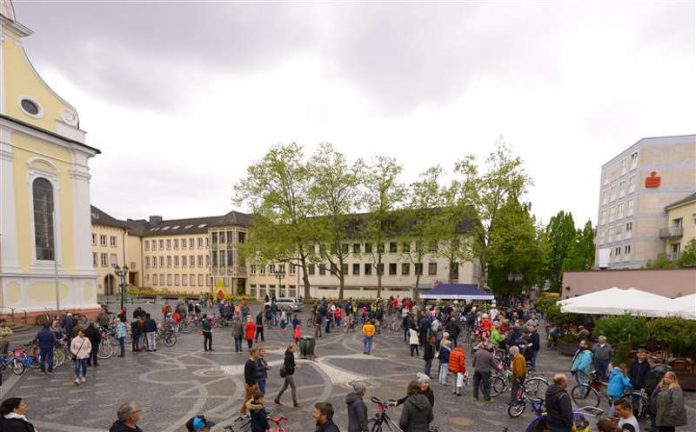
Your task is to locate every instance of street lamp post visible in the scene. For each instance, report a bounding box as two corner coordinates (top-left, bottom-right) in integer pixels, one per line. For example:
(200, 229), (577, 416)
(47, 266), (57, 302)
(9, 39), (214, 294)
(113, 264), (129, 311)
(273, 268), (286, 299)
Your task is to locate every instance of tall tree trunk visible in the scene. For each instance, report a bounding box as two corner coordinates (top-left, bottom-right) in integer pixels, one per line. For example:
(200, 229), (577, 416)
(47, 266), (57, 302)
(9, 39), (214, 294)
(376, 251), (383, 299)
(414, 272), (421, 301)
(299, 254), (311, 299)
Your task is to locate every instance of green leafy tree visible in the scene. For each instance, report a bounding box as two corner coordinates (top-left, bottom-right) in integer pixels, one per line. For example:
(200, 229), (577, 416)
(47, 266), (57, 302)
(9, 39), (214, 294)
(676, 239), (696, 267)
(562, 220), (596, 272)
(454, 139), (532, 289)
(593, 314), (648, 350)
(646, 317), (696, 357)
(233, 143), (316, 298)
(433, 179), (475, 283)
(309, 143), (361, 300)
(358, 155), (407, 298)
(487, 196), (546, 301)
(545, 211), (576, 291)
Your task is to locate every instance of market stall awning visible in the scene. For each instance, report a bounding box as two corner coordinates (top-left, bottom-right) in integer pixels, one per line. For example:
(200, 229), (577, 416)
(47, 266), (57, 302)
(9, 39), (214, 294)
(420, 283), (494, 300)
(671, 294), (696, 320)
(559, 287), (677, 317)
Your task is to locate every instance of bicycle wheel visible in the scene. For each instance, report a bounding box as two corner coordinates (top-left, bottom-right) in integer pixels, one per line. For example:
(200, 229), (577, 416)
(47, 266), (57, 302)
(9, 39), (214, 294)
(630, 393), (649, 419)
(98, 341), (114, 359)
(368, 419), (383, 432)
(164, 332), (177, 347)
(570, 384), (600, 407)
(11, 358), (26, 375)
(524, 377), (549, 400)
(180, 322), (192, 334)
(491, 375), (507, 397)
(508, 400), (527, 418)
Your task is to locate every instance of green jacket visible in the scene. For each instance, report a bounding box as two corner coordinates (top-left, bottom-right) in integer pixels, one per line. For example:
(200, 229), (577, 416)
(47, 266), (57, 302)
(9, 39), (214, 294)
(0, 326), (12, 343)
(654, 386), (687, 427)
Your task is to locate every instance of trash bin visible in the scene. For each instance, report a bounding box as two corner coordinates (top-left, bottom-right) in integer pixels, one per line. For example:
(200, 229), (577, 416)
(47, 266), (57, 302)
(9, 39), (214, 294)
(300, 335), (315, 359)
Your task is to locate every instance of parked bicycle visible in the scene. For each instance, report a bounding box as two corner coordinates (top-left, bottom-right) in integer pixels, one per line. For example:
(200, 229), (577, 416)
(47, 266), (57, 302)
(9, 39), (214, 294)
(570, 370), (611, 408)
(0, 348), (26, 375)
(508, 384), (544, 418)
(155, 326), (177, 347)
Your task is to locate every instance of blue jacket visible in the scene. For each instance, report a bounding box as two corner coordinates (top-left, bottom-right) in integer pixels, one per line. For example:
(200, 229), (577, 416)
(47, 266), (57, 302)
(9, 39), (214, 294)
(116, 322), (127, 339)
(607, 367), (632, 398)
(439, 345), (451, 364)
(570, 349), (593, 374)
(36, 327), (55, 349)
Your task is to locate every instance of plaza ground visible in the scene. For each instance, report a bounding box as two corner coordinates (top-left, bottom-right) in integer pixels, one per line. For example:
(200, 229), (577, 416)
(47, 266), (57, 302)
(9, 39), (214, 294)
(2, 301), (695, 432)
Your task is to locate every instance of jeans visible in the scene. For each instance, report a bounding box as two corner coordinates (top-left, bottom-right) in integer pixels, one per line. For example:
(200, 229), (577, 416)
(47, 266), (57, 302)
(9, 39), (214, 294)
(410, 344), (419, 356)
(132, 333), (140, 351)
(574, 370), (590, 397)
(276, 375), (297, 404)
(258, 377), (266, 394)
(146, 331), (156, 351)
(595, 360), (610, 382)
(255, 327), (264, 342)
(247, 339), (253, 350)
(234, 337), (242, 352)
(439, 363), (449, 385)
(203, 332), (212, 351)
(89, 340), (100, 366)
(424, 360), (432, 377)
(511, 377), (524, 403)
(39, 347), (53, 372)
(118, 337), (125, 357)
(530, 350), (538, 369)
(473, 371), (491, 400)
(363, 337), (373, 354)
(74, 358), (87, 378)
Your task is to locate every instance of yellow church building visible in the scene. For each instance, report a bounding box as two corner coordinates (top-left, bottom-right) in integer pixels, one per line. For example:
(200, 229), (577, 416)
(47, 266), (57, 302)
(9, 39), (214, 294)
(0, 0), (101, 320)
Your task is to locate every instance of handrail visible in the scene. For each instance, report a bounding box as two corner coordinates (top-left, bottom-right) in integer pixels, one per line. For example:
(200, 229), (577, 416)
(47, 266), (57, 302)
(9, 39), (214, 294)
(0, 306), (27, 324)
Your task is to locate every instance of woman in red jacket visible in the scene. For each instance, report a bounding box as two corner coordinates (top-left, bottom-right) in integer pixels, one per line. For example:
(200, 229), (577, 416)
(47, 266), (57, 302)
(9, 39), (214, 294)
(245, 316), (256, 351)
(448, 346), (467, 396)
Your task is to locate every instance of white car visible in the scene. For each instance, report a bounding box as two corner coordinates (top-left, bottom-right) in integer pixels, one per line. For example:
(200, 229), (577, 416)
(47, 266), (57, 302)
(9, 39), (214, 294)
(265, 298), (302, 312)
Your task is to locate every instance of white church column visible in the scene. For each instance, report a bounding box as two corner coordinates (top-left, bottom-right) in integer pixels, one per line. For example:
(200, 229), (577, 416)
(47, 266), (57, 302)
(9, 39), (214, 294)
(0, 129), (21, 274)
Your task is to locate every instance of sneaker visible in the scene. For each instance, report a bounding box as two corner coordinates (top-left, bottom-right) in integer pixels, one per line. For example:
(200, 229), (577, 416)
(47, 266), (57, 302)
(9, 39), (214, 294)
(74, 378), (80, 385)
(293, 402), (300, 408)
(274, 399), (283, 405)
(81, 377), (86, 382)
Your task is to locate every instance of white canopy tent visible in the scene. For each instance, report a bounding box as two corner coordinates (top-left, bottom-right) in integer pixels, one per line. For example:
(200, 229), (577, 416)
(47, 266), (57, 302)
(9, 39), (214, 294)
(671, 294), (696, 320)
(559, 287), (677, 317)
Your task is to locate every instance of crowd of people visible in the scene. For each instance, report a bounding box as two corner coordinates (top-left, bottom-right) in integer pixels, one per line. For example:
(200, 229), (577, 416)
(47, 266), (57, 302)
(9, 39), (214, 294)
(0, 295), (691, 432)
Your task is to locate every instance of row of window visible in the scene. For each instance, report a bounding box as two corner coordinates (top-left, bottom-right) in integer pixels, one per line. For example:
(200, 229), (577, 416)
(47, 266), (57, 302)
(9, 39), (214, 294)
(148, 273), (209, 287)
(250, 262), (444, 277)
(145, 255), (208, 268)
(145, 237), (207, 251)
(211, 231), (246, 244)
(600, 199), (635, 225)
(602, 175), (637, 205)
(314, 241), (437, 256)
(91, 234), (118, 247)
(602, 151), (638, 186)
(598, 221), (633, 245)
(610, 244), (632, 261)
(93, 252), (118, 267)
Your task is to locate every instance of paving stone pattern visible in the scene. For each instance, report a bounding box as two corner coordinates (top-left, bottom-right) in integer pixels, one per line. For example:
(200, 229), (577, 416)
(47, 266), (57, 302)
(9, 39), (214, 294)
(2, 302), (695, 432)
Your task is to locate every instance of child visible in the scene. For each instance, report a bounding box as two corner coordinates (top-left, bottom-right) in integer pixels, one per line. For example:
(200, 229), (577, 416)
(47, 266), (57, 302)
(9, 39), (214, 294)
(247, 391), (272, 432)
(293, 323), (301, 344)
(438, 339), (452, 386)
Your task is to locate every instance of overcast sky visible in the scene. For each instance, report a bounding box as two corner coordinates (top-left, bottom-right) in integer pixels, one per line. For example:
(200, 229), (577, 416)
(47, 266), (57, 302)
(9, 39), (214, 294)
(13, 0), (696, 227)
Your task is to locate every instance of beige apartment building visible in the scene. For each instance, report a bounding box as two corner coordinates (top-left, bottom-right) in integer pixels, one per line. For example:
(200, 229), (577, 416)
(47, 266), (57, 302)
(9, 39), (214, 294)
(596, 135), (696, 269)
(90, 206), (129, 295)
(663, 192), (696, 260)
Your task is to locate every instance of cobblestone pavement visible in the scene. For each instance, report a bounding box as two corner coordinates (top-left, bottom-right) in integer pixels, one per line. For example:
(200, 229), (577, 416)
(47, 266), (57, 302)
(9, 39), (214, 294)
(2, 302), (694, 431)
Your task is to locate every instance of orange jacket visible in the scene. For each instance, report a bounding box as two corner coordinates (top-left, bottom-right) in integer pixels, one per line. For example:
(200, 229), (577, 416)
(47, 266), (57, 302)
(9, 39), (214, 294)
(363, 323), (376, 337)
(512, 353), (527, 379)
(448, 347), (466, 373)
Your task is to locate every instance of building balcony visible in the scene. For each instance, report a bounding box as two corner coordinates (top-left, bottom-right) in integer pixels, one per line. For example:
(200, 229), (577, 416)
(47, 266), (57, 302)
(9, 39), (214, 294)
(659, 226), (683, 239)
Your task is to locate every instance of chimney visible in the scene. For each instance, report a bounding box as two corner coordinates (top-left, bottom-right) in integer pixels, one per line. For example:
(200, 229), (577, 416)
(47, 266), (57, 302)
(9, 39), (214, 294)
(148, 215), (163, 227)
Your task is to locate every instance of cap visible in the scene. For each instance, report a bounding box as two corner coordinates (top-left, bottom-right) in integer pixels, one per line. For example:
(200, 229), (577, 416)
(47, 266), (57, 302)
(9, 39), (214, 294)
(186, 416), (216, 431)
(416, 373), (431, 384)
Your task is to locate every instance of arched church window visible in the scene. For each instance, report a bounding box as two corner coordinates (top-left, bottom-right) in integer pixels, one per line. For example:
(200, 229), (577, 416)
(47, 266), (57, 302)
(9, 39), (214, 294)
(33, 178), (55, 260)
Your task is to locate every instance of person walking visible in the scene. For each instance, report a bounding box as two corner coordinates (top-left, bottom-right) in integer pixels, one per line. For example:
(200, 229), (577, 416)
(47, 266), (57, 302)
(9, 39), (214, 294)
(448, 345), (467, 396)
(255, 311), (265, 343)
(0, 319), (13, 356)
(293, 323), (302, 344)
(245, 316), (256, 351)
(201, 313), (213, 352)
(241, 348), (260, 415)
(398, 380), (434, 432)
(70, 329), (92, 384)
(85, 322), (101, 367)
(345, 382), (369, 432)
(408, 326), (419, 357)
(256, 348), (269, 394)
(36, 323), (55, 374)
(231, 317), (243, 353)
(472, 343), (499, 402)
(275, 343), (299, 407)
(653, 371), (687, 432)
(545, 373), (574, 432)
(438, 338), (452, 386)
(0, 397), (37, 432)
(362, 320), (375, 355)
(510, 345), (527, 403)
(115, 317), (127, 357)
(592, 336), (613, 383)
(143, 313), (157, 352)
(109, 402), (144, 432)
(423, 334), (436, 378)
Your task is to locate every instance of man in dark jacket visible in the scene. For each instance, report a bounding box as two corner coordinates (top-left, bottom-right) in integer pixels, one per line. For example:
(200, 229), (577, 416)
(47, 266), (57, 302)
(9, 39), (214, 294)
(109, 402), (143, 432)
(85, 323), (101, 367)
(142, 314), (157, 352)
(241, 348), (259, 415)
(444, 318), (460, 347)
(628, 348), (650, 390)
(472, 344), (499, 401)
(313, 402), (340, 432)
(398, 380), (434, 432)
(345, 382), (368, 432)
(275, 344), (299, 407)
(545, 373), (574, 432)
(528, 326), (541, 370)
(36, 324), (55, 373)
(62, 313), (74, 343)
